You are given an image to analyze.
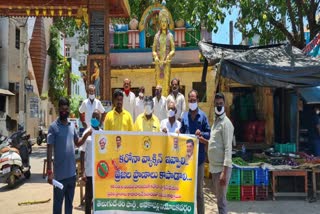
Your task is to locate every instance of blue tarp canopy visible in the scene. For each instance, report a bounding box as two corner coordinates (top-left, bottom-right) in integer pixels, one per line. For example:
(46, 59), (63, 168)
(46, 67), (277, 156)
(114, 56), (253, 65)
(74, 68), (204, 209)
(199, 41), (320, 88)
(299, 87), (320, 104)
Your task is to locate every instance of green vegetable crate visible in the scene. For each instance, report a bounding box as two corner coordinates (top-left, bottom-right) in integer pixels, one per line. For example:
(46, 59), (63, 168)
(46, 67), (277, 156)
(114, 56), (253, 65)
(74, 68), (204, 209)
(275, 143), (296, 153)
(241, 168), (255, 186)
(229, 168), (241, 185)
(227, 185), (241, 201)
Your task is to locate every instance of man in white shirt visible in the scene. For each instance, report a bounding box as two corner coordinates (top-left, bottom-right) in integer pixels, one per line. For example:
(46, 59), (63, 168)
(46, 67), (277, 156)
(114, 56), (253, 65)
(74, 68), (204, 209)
(80, 110), (101, 214)
(122, 78), (135, 119)
(79, 85), (106, 129)
(134, 86), (145, 121)
(166, 78), (186, 121)
(153, 85), (167, 122)
(160, 101), (181, 133)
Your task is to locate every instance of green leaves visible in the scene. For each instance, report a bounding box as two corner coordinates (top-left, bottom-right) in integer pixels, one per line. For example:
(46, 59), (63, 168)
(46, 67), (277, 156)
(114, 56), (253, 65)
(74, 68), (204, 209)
(48, 26), (70, 109)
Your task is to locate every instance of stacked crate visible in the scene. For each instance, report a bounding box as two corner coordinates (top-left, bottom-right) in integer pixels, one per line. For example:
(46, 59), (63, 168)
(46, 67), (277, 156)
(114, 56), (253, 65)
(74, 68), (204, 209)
(254, 168), (269, 200)
(240, 168), (255, 201)
(227, 168), (241, 201)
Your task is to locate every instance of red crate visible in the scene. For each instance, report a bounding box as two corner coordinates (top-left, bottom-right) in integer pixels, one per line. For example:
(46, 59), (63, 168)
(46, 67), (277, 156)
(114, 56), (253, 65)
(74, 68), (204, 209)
(255, 185), (268, 200)
(241, 186), (255, 201)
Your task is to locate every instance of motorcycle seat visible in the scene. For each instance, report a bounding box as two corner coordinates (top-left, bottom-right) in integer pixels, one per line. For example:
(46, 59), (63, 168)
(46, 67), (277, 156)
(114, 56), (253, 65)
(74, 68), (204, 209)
(0, 147), (20, 155)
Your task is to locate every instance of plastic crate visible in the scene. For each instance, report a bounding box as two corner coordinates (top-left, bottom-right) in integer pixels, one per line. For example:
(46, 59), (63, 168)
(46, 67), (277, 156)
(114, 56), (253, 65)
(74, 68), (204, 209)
(241, 169), (255, 186)
(227, 185), (240, 201)
(254, 168), (269, 185)
(255, 185), (268, 200)
(229, 168), (241, 185)
(275, 143), (296, 153)
(241, 186), (255, 201)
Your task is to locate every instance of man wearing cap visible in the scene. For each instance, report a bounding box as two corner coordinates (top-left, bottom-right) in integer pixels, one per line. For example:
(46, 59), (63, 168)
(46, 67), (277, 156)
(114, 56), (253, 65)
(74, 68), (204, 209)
(208, 92), (234, 214)
(104, 89), (133, 131)
(134, 96), (160, 132)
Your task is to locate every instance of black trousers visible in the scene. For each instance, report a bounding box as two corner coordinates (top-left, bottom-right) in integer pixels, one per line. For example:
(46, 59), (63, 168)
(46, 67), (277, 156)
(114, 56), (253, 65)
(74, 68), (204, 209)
(85, 176), (93, 214)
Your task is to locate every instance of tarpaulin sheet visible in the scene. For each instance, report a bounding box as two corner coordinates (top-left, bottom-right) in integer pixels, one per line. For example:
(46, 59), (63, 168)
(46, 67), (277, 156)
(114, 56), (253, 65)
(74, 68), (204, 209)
(199, 41), (320, 88)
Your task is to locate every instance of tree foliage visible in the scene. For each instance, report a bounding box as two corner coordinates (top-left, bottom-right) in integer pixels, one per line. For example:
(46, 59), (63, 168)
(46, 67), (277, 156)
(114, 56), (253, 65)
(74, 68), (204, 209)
(53, 17), (88, 46)
(226, 0), (320, 48)
(128, 0), (320, 48)
(128, 0), (226, 32)
(47, 26), (70, 109)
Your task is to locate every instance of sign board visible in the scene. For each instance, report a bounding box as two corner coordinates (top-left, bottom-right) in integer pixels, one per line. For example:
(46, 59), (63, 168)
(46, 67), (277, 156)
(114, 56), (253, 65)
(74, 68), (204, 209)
(92, 132), (198, 214)
(89, 11), (105, 54)
(29, 97), (39, 118)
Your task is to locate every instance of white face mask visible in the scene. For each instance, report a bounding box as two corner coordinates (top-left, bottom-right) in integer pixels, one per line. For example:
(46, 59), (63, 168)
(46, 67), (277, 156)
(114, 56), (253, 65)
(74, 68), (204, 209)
(89, 94), (95, 100)
(144, 105), (153, 115)
(167, 109), (176, 118)
(215, 106), (225, 116)
(188, 102), (198, 111)
(139, 92), (144, 98)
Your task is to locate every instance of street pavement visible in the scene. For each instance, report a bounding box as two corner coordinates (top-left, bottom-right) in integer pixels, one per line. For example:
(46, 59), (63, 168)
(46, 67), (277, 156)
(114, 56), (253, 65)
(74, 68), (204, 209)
(1, 145), (320, 214)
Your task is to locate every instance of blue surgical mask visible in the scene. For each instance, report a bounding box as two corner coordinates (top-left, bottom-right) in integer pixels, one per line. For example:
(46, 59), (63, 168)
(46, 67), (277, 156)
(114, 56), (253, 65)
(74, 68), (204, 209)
(91, 118), (100, 128)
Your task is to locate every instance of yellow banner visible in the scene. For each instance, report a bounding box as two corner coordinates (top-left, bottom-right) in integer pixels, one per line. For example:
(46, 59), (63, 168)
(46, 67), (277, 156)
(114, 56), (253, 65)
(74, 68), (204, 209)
(92, 131), (198, 214)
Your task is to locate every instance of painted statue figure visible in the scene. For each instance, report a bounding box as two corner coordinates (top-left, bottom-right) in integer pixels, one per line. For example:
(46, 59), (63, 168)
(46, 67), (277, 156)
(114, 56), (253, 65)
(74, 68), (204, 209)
(91, 61), (101, 98)
(152, 9), (175, 96)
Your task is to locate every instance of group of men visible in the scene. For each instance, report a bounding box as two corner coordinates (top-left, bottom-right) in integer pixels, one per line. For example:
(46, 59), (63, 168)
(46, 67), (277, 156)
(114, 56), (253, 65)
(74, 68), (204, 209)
(46, 77), (234, 214)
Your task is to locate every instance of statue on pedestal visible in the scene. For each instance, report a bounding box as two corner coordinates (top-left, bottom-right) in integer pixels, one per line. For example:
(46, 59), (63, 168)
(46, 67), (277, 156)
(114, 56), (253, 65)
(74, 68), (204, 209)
(152, 9), (175, 96)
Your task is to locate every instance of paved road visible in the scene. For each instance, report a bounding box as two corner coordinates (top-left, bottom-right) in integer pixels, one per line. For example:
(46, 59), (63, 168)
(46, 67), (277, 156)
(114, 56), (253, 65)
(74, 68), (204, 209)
(1, 145), (320, 214)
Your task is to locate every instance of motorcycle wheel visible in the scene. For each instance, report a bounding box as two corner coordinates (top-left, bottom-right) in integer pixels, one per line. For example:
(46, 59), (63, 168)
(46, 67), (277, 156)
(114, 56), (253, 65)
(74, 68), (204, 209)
(37, 136), (42, 146)
(24, 170), (31, 179)
(8, 174), (16, 189)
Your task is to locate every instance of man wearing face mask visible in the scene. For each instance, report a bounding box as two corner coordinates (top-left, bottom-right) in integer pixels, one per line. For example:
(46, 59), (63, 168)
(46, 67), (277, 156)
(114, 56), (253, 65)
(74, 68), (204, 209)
(179, 89), (210, 214)
(134, 86), (145, 121)
(166, 78), (186, 121)
(153, 85), (167, 122)
(134, 96), (160, 132)
(47, 97), (92, 214)
(208, 92), (234, 214)
(160, 101), (181, 133)
(79, 110), (101, 214)
(79, 85), (106, 129)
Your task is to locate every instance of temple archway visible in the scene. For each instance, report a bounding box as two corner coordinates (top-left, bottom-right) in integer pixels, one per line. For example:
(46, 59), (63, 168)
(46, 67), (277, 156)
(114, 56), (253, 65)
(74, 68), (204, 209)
(138, 3), (174, 48)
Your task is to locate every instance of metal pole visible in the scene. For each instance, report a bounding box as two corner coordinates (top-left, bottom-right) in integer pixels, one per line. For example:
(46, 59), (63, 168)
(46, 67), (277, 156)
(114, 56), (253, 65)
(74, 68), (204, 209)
(229, 21), (233, 45)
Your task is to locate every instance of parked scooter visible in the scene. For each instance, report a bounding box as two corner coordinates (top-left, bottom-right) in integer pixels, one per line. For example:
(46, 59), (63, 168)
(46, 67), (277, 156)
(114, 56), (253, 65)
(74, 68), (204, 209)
(0, 131), (31, 188)
(37, 125), (47, 146)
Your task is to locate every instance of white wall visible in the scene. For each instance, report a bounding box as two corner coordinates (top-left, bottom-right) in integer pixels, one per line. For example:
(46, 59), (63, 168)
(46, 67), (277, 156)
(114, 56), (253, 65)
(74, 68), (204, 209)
(70, 58), (86, 99)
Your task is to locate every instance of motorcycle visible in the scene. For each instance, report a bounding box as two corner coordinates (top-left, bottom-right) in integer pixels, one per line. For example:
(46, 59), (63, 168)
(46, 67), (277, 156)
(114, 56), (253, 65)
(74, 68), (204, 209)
(37, 125), (47, 146)
(0, 131), (31, 188)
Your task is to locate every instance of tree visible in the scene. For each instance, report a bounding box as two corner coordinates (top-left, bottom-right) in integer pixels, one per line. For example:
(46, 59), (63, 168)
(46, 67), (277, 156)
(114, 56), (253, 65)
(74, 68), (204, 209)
(128, 0), (227, 32)
(227, 0), (320, 49)
(128, 0), (320, 49)
(53, 17), (88, 46)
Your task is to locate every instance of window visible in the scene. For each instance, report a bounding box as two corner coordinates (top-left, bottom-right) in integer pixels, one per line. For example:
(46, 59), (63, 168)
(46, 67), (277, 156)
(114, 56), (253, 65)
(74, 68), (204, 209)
(15, 28), (20, 49)
(65, 45), (71, 57)
(0, 95), (5, 112)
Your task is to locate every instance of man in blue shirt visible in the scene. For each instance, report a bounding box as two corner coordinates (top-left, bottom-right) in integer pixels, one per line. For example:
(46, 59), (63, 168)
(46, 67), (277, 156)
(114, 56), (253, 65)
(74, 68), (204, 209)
(180, 89), (210, 214)
(47, 97), (91, 214)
